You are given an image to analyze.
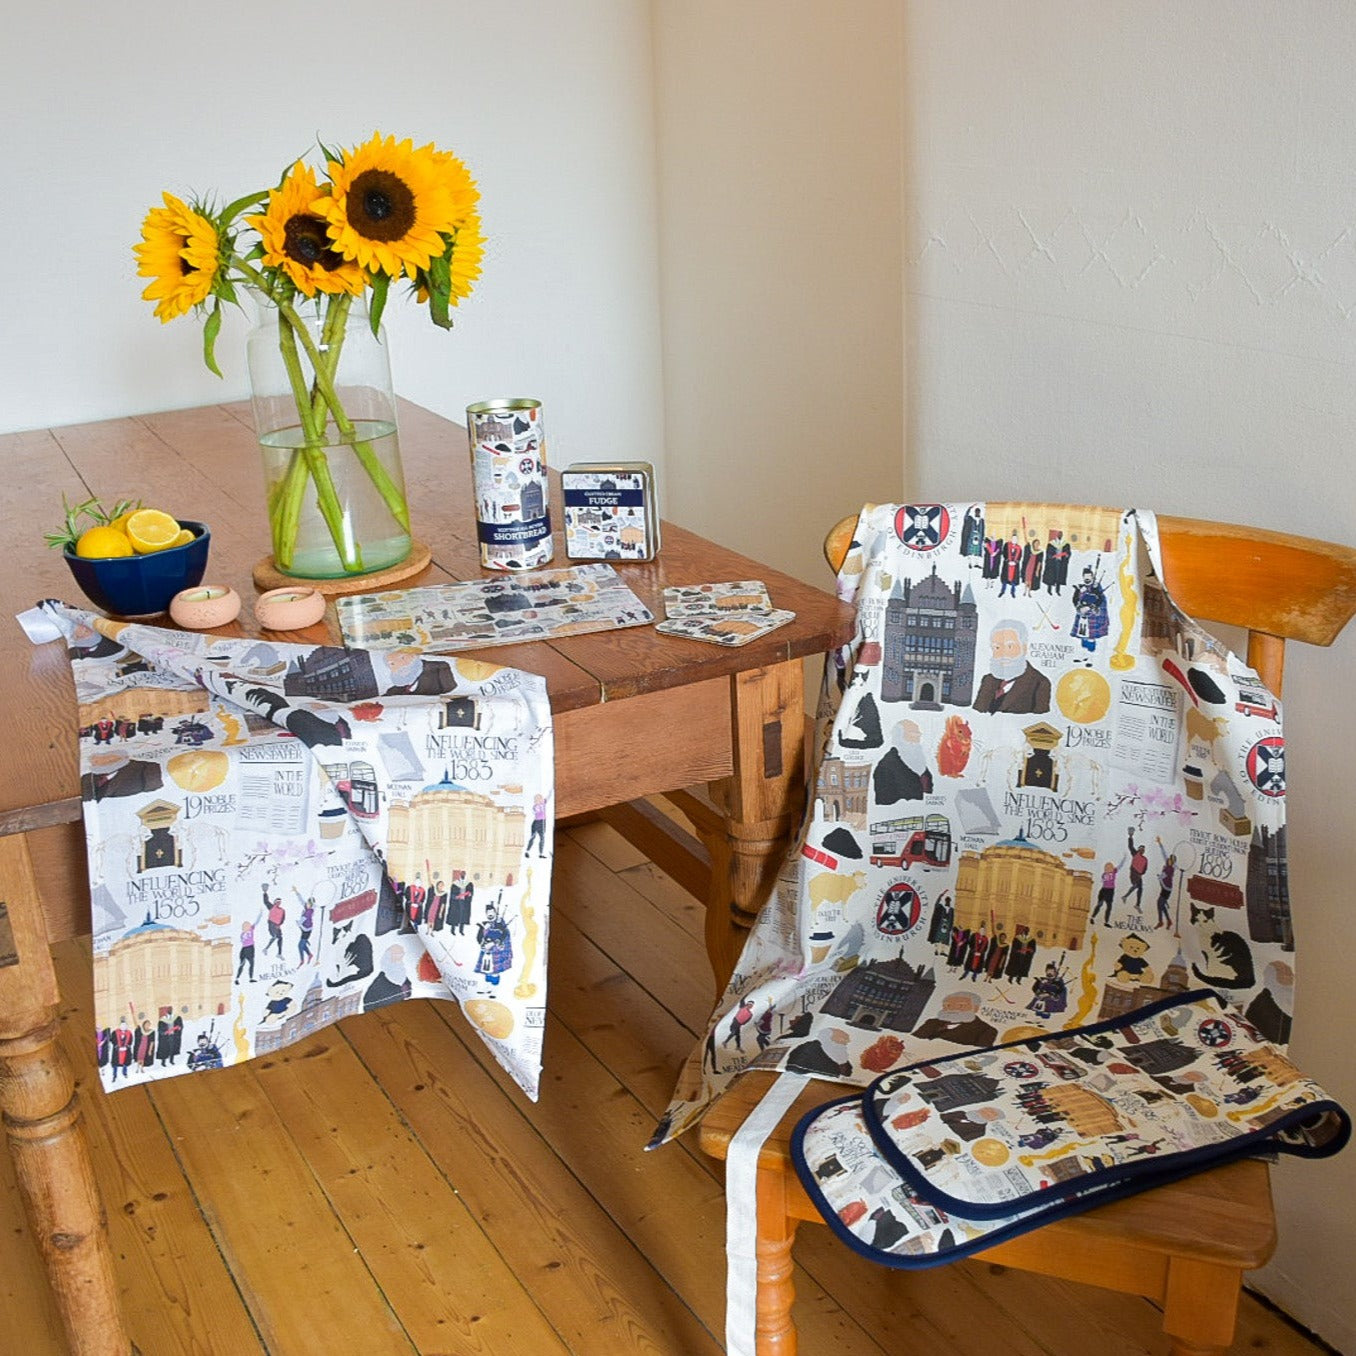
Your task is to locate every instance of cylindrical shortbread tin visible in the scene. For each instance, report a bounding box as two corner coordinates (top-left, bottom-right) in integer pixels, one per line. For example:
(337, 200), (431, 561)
(466, 398), (553, 570)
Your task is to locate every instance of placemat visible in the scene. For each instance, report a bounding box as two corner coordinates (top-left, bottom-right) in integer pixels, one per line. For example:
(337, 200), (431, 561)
(336, 563), (655, 653)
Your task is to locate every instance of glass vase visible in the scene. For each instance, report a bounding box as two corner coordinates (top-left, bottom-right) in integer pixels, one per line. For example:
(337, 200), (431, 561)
(246, 292), (412, 579)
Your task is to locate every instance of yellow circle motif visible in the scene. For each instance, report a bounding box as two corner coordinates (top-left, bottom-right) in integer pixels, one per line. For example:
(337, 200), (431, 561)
(1055, 668), (1112, 724)
(455, 658), (504, 683)
(972, 1137), (1011, 1167)
(166, 749), (229, 792)
(464, 998), (514, 1040)
(1185, 1092), (1219, 1119)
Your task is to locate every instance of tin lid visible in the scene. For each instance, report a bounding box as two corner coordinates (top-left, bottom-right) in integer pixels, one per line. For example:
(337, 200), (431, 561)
(467, 398), (542, 416)
(562, 460), (654, 477)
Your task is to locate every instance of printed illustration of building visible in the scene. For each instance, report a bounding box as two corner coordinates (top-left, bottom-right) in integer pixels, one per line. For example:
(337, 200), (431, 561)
(1098, 950), (1190, 1021)
(1118, 1037), (1197, 1076)
(1246, 825), (1293, 949)
(1139, 577), (1177, 653)
(254, 973), (363, 1055)
(1043, 1155), (1091, 1184)
(472, 412), (517, 444)
(521, 479), (546, 520)
(914, 1071), (1002, 1112)
(283, 647), (378, 703)
(1214, 1046), (1302, 1088)
(953, 834), (1093, 951)
(78, 685), (210, 729)
(880, 567), (978, 707)
(135, 800), (183, 873)
(984, 506), (1120, 555)
(816, 756), (871, 827)
(820, 958), (937, 1031)
(1018, 723), (1063, 792)
(1021, 1084), (1124, 1136)
(387, 774), (526, 887)
(94, 915), (233, 1028)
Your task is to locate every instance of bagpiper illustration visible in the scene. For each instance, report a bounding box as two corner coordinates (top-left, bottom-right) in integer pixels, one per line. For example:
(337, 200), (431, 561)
(1071, 563), (1110, 662)
(475, 896), (513, 985)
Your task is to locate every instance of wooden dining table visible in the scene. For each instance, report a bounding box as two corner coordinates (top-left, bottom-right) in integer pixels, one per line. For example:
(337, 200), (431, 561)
(0, 399), (855, 1355)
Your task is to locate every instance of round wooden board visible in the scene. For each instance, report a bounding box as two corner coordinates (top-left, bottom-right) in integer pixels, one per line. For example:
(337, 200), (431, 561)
(251, 540), (433, 596)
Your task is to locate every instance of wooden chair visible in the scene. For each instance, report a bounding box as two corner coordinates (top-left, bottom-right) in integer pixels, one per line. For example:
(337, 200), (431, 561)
(697, 507), (1356, 1356)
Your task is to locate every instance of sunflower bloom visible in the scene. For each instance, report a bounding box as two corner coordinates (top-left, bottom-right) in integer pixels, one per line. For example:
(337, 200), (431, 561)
(247, 163), (368, 298)
(446, 209), (485, 305)
(416, 210), (486, 308)
(314, 134), (479, 279)
(134, 193), (220, 322)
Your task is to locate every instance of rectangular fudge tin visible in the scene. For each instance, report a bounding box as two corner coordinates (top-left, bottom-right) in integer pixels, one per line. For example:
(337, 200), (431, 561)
(561, 461), (661, 562)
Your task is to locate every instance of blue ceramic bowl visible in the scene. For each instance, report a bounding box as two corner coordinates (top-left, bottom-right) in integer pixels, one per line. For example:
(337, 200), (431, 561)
(63, 521), (211, 616)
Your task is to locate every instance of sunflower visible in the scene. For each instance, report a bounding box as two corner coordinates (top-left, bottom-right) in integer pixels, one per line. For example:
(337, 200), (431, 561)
(247, 163), (368, 298)
(134, 193), (220, 322)
(415, 210), (486, 309)
(445, 206), (485, 305)
(314, 133), (479, 279)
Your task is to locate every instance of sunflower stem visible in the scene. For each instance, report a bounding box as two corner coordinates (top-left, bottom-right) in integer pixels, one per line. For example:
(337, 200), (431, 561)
(275, 314), (362, 573)
(237, 256), (405, 567)
(307, 294), (411, 535)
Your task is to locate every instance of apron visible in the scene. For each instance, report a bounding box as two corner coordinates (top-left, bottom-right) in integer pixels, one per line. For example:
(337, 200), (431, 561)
(655, 503), (1297, 1146)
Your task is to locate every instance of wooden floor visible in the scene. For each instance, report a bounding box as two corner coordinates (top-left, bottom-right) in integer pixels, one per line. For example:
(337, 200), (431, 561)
(0, 815), (1330, 1356)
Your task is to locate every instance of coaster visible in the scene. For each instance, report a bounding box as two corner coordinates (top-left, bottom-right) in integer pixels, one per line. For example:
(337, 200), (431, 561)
(252, 540), (432, 596)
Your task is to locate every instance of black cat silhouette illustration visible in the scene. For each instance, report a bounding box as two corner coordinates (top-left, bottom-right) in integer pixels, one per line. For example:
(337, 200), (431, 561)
(1191, 929), (1256, 990)
(327, 932), (374, 988)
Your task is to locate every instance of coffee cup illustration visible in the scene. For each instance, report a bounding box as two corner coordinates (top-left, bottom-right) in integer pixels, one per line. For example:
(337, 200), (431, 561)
(809, 929), (834, 963)
(1183, 763), (1204, 800)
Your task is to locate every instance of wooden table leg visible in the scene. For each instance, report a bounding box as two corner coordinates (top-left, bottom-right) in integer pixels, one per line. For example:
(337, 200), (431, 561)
(0, 834), (131, 1356)
(706, 661), (807, 990)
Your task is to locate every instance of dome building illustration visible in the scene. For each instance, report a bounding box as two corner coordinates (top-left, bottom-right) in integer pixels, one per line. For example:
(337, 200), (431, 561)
(93, 914), (233, 1028)
(387, 773), (526, 887)
(953, 833), (1093, 951)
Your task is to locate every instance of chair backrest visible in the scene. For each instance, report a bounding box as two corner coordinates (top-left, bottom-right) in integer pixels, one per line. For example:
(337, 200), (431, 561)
(824, 504), (1356, 697)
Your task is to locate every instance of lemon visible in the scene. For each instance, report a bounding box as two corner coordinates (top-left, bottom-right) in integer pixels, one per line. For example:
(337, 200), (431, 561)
(125, 509), (183, 554)
(169, 527), (195, 548)
(75, 526), (135, 559)
(109, 509), (138, 533)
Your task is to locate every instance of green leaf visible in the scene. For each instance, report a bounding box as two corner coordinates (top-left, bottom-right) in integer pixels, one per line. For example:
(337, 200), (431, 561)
(214, 273), (239, 306)
(427, 253), (452, 330)
(317, 136), (343, 168)
(368, 272), (390, 335)
(203, 301), (224, 378)
(218, 188), (270, 223)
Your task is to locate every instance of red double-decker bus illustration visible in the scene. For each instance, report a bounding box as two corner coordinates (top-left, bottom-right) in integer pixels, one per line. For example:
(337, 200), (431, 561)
(868, 814), (952, 869)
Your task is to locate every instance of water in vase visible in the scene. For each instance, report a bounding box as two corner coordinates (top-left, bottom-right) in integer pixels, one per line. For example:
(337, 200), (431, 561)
(259, 418), (411, 578)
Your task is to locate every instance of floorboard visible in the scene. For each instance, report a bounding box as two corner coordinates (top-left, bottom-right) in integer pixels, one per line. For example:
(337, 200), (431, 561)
(0, 822), (1331, 1355)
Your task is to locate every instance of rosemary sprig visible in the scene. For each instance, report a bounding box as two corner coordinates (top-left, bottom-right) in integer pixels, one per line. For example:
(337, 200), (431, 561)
(44, 495), (142, 552)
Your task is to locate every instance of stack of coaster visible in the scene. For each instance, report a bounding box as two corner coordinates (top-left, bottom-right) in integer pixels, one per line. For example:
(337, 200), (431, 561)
(656, 580), (796, 647)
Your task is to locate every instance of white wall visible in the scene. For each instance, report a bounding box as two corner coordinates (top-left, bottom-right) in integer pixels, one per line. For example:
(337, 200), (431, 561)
(0, 0), (664, 480)
(651, 0), (906, 587)
(903, 3), (1356, 1346)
